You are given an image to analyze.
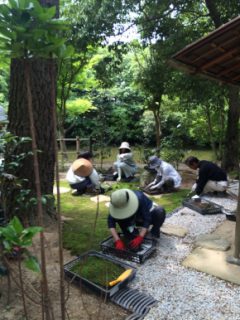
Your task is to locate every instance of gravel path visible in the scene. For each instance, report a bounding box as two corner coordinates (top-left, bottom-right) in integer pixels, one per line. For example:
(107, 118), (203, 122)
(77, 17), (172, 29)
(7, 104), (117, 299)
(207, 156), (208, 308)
(129, 207), (240, 320)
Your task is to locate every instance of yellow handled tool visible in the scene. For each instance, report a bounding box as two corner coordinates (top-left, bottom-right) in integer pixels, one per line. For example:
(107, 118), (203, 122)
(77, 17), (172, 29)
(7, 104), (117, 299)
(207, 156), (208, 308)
(109, 269), (132, 287)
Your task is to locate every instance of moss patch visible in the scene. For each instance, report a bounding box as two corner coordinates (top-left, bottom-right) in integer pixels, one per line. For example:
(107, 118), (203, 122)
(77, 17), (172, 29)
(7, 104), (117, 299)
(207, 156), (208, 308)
(71, 256), (125, 288)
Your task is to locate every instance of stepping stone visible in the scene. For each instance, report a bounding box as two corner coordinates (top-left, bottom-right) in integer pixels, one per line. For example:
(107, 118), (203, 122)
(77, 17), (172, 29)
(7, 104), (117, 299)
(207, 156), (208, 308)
(194, 234), (231, 251)
(182, 247), (240, 285)
(90, 195), (110, 203)
(53, 186), (70, 194)
(61, 215), (74, 221)
(161, 223), (188, 238)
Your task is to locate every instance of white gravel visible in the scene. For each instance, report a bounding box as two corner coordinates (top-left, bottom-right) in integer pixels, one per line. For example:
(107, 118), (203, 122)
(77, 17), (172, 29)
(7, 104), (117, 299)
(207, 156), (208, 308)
(129, 206), (240, 320)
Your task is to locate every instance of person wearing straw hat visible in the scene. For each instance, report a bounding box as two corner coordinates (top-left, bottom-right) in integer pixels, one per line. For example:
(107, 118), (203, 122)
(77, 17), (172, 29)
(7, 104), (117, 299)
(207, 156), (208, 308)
(108, 189), (166, 250)
(66, 152), (103, 196)
(113, 142), (137, 182)
(144, 156), (181, 195)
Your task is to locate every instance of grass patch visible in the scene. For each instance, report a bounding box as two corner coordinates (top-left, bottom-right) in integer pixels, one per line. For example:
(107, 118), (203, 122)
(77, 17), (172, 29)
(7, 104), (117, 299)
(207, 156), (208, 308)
(148, 189), (190, 213)
(70, 256), (125, 288)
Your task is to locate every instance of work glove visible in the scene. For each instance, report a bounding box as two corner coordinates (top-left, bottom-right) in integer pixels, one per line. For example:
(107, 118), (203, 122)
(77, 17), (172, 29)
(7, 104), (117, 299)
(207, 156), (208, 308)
(129, 236), (144, 249)
(115, 239), (126, 250)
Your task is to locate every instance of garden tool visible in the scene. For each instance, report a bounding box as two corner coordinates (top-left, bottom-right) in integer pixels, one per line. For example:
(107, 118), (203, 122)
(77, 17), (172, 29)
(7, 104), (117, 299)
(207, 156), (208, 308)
(109, 269), (132, 286)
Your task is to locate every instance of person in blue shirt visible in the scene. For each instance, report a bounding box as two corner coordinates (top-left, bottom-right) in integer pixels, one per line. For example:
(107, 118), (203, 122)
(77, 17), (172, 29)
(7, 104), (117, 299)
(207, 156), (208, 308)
(108, 189), (166, 250)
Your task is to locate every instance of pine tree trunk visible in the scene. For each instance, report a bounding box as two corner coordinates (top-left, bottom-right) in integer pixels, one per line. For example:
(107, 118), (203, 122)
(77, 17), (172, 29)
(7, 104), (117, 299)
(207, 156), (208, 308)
(5, 59), (56, 221)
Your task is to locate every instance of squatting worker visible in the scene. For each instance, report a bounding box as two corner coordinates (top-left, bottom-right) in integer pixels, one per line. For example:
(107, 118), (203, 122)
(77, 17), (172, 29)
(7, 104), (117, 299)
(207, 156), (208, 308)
(107, 189), (166, 250)
(113, 142), (137, 182)
(66, 152), (103, 195)
(144, 156), (181, 194)
(184, 156), (228, 195)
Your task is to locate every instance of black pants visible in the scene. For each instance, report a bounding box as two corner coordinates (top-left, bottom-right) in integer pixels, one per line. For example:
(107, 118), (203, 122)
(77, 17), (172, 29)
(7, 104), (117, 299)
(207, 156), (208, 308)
(118, 206), (166, 240)
(70, 178), (93, 194)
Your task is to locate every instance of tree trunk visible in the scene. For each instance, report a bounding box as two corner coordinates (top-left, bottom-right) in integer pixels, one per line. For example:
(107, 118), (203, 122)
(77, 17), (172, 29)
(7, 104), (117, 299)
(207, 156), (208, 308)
(152, 108), (161, 150)
(222, 85), (240, 172)
(204, 105), (219, 160)
(5, 59), (55, 221)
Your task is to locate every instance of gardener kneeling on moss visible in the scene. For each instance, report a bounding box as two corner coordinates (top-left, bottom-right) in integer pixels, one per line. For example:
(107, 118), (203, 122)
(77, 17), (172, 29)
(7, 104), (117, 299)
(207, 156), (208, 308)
(108, 189), (166, 250)
(66, 152), (104, 196)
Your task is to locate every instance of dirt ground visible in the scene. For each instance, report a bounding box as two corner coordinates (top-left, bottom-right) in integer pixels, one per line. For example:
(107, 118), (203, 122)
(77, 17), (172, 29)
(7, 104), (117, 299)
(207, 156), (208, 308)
(0, 167), (196, 320)
(0, 223), (130, 320)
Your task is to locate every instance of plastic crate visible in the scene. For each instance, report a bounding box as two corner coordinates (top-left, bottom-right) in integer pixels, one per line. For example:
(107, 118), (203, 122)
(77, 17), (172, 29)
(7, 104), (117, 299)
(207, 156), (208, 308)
(101, 234), (157, 264)
(182, 198), (222, 215)
(64, 250), (136, 298)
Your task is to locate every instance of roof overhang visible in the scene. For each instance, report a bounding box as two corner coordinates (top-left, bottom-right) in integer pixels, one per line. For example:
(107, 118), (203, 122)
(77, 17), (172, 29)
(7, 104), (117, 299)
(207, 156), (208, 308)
(170, 15), (240, 86)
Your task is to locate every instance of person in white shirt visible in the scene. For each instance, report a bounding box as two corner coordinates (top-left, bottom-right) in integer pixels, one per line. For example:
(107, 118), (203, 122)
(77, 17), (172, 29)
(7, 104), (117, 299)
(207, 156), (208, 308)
(66, 152), (103, 196)
(144, 156), (181, 194)
(113, 142), (137, 182)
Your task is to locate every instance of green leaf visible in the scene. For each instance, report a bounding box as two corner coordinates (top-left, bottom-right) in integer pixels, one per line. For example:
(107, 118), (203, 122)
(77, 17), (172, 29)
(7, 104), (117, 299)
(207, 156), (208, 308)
(24, 256), (41, 273)
(11, 216), (23, 234)
(0, 27), (16, 40)
(9, 0), (18, 9)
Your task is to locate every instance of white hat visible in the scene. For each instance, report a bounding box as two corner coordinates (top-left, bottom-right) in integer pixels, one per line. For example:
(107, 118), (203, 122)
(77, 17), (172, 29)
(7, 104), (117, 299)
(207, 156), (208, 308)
(119, 142), (131, 151)
(109, 189), (139, 220)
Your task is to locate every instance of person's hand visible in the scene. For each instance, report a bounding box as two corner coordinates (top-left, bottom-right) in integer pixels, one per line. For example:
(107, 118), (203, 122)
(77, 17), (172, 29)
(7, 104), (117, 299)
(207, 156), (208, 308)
(129, 236), (144, 249)
(115, 239), (126, 250)
(191, 183), (196, 192)
(150, 185), (156, 190)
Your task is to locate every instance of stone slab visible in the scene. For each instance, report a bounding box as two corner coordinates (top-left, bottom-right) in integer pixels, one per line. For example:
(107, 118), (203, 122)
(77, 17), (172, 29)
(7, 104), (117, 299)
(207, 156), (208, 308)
(194, 234), (231, 251)
(90, 195), (110, 203)
(53, 186), (70, 194)
(182, 247), (240, 285)
(161, 223), (188, 238)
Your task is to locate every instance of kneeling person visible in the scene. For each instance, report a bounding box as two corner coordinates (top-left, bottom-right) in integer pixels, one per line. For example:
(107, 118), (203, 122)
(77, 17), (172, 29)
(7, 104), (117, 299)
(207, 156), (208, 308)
(66, 156), (102, 195)
(184, 156), (228, 195)
(108, 189), (166, 250)
(144, 156), (181, 194)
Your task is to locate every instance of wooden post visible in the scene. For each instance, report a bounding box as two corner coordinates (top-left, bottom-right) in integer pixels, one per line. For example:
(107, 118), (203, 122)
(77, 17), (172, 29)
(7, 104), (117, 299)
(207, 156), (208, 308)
(227, 165), (240, 266)
(234, 167), (240, 258)
(76, 136), (80, 157)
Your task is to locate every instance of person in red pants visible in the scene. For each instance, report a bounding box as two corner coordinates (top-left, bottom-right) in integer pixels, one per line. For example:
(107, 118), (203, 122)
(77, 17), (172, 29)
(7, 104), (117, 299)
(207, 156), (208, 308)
(107, 188), (166, 250)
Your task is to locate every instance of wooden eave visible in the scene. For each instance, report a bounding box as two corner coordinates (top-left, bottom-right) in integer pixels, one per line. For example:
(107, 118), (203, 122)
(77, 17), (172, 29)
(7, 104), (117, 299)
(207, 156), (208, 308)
(170, 15), (240, 86)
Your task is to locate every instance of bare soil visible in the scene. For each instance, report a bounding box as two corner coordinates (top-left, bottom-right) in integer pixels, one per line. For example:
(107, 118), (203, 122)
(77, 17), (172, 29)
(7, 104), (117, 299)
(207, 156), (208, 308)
(0, 223), (129, 320)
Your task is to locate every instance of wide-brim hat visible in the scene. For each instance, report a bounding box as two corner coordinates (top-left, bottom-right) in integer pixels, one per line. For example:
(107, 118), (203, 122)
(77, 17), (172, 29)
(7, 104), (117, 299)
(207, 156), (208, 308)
(119, 141), (131, 151)
(109, 189), (139, 220)
(71, 158), (93, 177)
(148, 155), (162, 169)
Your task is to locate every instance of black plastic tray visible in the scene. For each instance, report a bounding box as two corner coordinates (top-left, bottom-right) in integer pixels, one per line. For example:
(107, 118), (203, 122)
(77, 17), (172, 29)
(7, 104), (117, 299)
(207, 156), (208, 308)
(64, 250), (136, 298)
(101, 234), (157, 264)
(182, 198), (222, 215)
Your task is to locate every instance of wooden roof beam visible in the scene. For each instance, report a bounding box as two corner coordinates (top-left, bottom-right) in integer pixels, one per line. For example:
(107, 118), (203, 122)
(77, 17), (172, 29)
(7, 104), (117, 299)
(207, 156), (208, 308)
(217, 60), (240, 76)
(200, 47), (239, 70)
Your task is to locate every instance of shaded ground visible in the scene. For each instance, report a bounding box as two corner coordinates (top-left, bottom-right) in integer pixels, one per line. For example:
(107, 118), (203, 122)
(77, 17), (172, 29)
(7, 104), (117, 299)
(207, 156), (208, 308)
(0, 222), (129, 320)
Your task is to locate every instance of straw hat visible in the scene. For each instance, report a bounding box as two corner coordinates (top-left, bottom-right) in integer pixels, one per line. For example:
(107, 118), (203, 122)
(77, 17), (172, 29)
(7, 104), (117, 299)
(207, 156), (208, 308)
(109, 189), (139, 220)
(119, 142), (131, 151)
(148, 156), (162, 169)
(71, 158), (93, 177)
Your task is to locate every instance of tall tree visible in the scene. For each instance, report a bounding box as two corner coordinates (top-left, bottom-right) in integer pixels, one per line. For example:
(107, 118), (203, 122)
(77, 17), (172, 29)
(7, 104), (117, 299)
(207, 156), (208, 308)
(3, 0), (60, 221)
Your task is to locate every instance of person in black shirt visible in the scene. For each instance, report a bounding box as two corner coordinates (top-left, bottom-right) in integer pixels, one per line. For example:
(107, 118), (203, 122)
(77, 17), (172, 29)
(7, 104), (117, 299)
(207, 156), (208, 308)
(108, 189), (166, 250)
(184, 156), (228, 195)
